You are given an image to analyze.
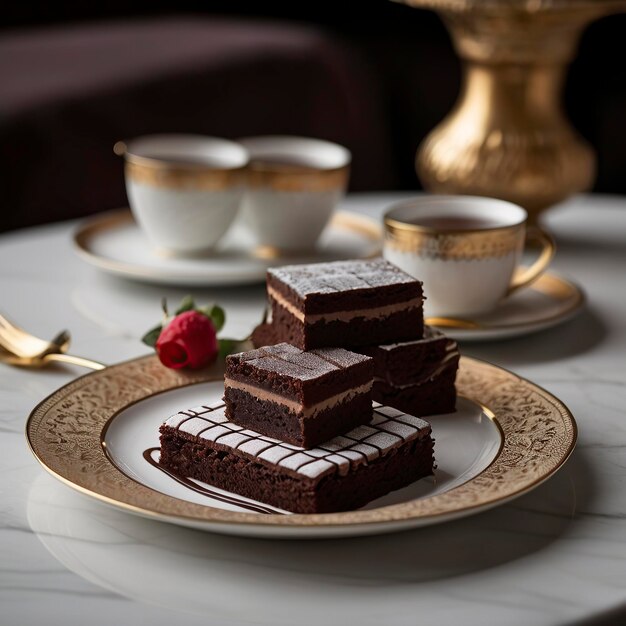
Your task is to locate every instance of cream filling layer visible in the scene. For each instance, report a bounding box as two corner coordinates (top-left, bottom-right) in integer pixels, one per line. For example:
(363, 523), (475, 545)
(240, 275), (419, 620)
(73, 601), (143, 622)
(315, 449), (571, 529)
(224, 377), (372, 417)
(267, 285), (423, 324)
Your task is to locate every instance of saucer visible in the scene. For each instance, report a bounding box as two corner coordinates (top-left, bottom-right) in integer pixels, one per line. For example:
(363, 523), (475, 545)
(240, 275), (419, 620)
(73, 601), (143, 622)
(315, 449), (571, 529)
(428, 272), (586, 342)
(73, 209), (381, 287)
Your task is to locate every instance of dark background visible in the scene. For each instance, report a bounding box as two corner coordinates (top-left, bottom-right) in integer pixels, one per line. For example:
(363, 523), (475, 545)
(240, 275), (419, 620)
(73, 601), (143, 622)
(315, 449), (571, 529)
(2, 1), (626, 232)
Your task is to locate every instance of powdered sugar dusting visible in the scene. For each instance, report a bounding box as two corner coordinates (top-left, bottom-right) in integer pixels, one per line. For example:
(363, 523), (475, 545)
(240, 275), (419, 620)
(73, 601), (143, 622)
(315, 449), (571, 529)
(228, 342), (371, 381)
(268, 258), (420, 299)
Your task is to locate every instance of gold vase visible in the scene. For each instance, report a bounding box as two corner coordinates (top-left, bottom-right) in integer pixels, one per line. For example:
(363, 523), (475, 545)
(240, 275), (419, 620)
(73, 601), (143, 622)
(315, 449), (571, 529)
(400, 0), (626, 220)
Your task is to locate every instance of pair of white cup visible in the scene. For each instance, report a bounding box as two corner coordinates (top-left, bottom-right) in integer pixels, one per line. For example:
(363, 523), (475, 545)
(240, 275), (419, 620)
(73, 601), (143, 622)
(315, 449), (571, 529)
(116, 134), (351, 255)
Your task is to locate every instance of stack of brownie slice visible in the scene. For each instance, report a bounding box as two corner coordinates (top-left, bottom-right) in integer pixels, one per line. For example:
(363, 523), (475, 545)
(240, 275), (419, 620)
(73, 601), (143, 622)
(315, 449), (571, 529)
(160, 258), (457, 514)
(254, 258), (460, 419)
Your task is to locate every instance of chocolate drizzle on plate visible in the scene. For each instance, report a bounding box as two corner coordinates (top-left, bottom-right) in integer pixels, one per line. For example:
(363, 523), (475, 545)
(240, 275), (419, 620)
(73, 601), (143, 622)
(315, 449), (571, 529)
(142, 447), (283, 515)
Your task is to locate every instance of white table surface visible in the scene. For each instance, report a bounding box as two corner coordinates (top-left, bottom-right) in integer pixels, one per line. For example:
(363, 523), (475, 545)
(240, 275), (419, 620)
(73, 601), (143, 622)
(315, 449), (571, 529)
(1, 192), (625, 626)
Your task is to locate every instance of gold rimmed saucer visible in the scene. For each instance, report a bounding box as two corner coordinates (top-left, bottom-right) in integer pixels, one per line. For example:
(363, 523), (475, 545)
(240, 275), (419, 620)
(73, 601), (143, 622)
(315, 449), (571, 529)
(73, 209), (381, 287)
(427, 271), (585, 341)
(26, 354), (576, 539)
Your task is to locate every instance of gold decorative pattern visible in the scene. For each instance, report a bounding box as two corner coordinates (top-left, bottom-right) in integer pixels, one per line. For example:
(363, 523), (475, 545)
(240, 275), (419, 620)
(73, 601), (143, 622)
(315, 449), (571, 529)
(246, 165), (349, 192)
(385, 221), (523, 260)
(26, 354), (576, 530)
(126, 160), (348, 193)
(125, 161), (247, 191)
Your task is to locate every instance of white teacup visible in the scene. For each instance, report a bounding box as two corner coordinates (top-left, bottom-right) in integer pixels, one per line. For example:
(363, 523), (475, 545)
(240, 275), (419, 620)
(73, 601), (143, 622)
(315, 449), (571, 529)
(116, 134), (249, 254)
(383, 196), (555, 318)
(237, 136), (351, 255)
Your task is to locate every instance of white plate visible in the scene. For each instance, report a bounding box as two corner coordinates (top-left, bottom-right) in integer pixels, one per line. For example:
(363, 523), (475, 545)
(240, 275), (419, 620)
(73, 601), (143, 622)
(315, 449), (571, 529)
(104, 382), (502, 516)
(73, 209), (381, 286)
(27, 355), (577, 539)
(429, 271), (586, 341)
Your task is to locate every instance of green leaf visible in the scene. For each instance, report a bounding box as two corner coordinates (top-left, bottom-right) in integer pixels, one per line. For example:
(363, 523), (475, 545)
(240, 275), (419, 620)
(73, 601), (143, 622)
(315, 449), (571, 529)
(175, 295), (195, 315)
(210, 305), (226, 332)
(200, 304), (225, 332)
(218, 338), (239, 359)
(141, 324), (163, 348)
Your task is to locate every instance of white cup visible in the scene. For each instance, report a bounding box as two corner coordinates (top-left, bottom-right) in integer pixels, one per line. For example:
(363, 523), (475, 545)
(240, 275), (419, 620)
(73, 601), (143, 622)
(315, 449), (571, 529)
(383, 196), (555, 318)
(237, 136), (351, 255)
(116, 134), (249, 255)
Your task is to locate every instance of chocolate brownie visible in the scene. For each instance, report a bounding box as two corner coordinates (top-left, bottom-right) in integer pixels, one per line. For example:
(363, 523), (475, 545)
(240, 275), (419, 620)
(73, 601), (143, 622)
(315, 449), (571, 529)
(250, 321), (277, 349)
(159, 402), (434, 514)
(266, 258), (424, 349)
(357, 327), (460, 416)
(249, 322), (460, 417)
(224, 343), (373, 448)
(369, 364), (459, 416)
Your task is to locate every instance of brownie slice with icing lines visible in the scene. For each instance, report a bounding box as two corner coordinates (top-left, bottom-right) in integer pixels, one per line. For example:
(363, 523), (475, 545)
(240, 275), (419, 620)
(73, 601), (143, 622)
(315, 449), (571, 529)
(159, 401), (434, 514)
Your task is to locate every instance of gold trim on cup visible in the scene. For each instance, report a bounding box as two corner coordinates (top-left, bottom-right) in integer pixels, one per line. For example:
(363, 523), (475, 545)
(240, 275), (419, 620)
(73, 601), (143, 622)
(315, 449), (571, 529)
(125, 160), (247, 191)
(246, 164), (350, 192)
(384, 219), (524, 261)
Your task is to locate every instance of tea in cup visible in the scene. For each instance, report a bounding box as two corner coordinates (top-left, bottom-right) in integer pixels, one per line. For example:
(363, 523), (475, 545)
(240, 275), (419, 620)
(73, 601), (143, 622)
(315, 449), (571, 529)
(116, 134), (249, 254)
(383, 196), (555, 318)
(238, 136), (351, 255)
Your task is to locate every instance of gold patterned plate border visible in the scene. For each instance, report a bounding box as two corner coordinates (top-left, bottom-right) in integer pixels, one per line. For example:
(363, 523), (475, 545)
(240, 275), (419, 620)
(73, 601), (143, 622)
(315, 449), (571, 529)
(73, 209), (381, 287)
(25, 354), (576, 538)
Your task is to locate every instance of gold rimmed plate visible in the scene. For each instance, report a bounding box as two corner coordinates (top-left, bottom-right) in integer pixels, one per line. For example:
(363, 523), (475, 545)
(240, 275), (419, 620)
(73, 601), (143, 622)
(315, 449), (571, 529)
(73, 209), (381, 287)
(26, 355), (576, 539)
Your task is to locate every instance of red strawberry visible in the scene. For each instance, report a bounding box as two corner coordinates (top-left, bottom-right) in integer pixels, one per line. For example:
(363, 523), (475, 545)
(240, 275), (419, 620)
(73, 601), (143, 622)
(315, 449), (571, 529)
(156, 310), (218, 369)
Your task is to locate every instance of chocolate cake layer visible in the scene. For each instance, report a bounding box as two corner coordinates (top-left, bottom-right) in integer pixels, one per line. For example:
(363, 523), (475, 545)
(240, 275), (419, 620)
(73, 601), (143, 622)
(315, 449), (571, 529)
(250, 323), (460, 417)
(159, 402), (434, 514)
(357, 326), (459, 386)
(250, 321), (277, 349)
(357, 327), (460, 416)
(224, 343), (374, 448)
(371, 363), (458, 416)
(267, 258), (424, 349)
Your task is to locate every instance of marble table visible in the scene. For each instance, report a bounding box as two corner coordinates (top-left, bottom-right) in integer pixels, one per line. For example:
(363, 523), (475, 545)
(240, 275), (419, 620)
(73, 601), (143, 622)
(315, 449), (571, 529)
(1, 193), (625, 626)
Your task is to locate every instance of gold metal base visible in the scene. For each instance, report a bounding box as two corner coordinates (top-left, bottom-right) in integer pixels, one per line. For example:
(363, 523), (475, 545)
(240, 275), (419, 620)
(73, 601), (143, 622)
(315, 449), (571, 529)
(401, 0), (626, 220)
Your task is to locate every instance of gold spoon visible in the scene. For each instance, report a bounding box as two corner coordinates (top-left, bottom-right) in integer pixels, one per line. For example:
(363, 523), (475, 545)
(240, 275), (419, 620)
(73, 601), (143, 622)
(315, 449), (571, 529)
(0, 313), (105, 370)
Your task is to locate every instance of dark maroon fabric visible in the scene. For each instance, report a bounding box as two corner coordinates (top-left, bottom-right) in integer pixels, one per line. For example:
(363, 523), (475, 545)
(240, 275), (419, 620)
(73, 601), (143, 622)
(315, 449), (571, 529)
(0, 18), (394, 232)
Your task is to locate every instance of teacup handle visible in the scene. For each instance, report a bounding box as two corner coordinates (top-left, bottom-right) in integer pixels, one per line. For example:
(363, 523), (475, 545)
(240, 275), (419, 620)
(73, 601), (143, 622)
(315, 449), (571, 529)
(506, 226), (556, 296)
